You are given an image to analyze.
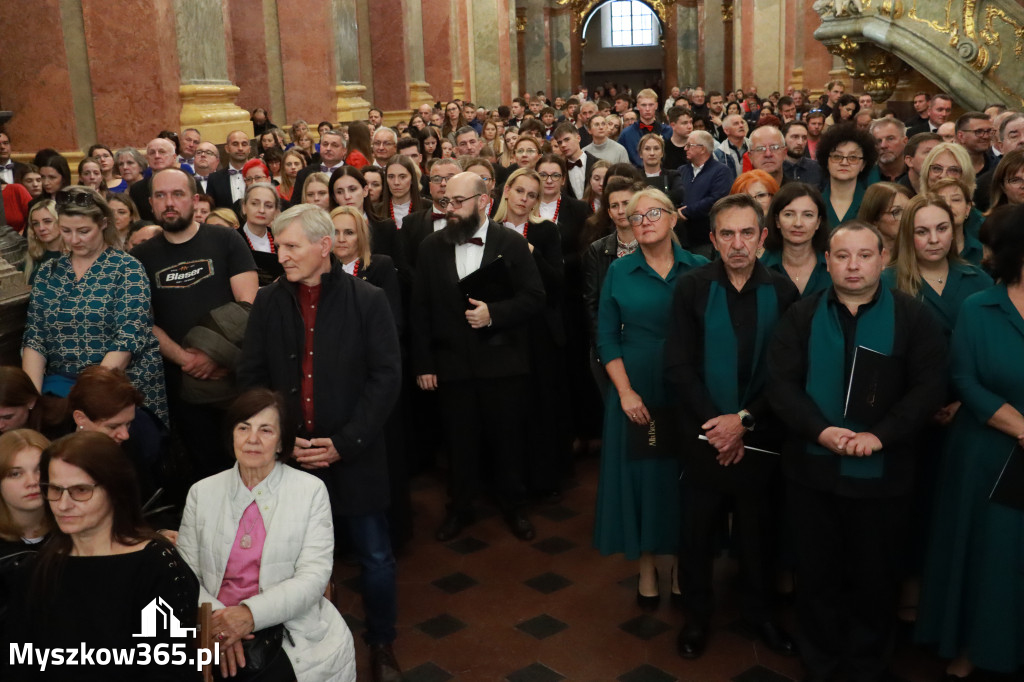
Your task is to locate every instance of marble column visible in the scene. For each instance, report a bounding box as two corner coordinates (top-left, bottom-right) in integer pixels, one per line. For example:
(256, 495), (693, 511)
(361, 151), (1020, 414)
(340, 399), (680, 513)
(675, 1), (699, 87)
(516, 8), (528, 98)
(175, 0), (252, 142)
(524, 0), (550, 97)
(276, 0), (334, 129)
(471, 0), (502, 107)
(332, 0), (372, 122)
(368, 0), (412, 120)
(0, 0), (78, 151)
(227, 0), (272, 116)
(704, 0), (725, 90)
(549, 8), (572, 98)
(722, 0), (735, 91)
(262, 0), (287, 126)
(454, 0), (472, 102)
(404, 0), (434, 113)
(569, 10), (582, 95)
(750, 0), (783, 93)
(423, 0), (455, 103)
(508, 4), (521, 99)
(497, 0), (514, 104)
(798, 1), (835, 98)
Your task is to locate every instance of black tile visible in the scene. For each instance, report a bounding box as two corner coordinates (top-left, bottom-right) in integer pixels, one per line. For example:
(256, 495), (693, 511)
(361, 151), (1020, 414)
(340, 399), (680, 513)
(445, 536), (489, 555)
(523, 571), (572, 594)
(341, 613), (365, 634)
(415, 613), (468, 640)
(731, 664), (796, 682)
(618, 614), (672, 641)
(431, 571), (478, 594)
(618, 664), (679, 682)
(515, 613), (569, 640)
(506, 662), (566, 682)
(535, 504), (579, 522)
(404, 661), (454, 682)
(530, 536), (578, 555)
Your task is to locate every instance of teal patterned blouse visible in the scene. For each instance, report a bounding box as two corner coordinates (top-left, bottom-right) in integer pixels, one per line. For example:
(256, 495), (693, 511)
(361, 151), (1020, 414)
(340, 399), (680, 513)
(22, 248), (168, 425)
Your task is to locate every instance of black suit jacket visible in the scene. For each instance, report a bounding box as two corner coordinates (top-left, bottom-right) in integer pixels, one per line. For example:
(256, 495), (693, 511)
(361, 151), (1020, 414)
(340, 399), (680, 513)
(400, 207), (444, 271)
(129, 177), (154, 221)
(206, 168), (237, 210)
(238, 259), (402, 516)
(524, 220), (565, 346)
(565, 152), (599, 201)
(8, 161), (29, 184)
(906, 119), (936, 138)
(355, 254), (403, 336)
(411, 221), (545, 381)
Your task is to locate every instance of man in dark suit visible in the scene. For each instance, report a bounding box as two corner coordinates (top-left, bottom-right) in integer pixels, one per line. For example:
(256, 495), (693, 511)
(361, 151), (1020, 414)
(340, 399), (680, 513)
(191, 141), (220, 196)
(411, 172), (545, 542)
(238, 203), (404, 682)
(130, 137), (180, 221)
(288, 130), (348, 210)
(205, 130), (251, 212)
(768, 222), (946, 682)
(0, 131), (28, 185)
(664, 194), (800, 661)
(670, 131), (733, 258)
(401, 158), (461, 272)
(906, 93), (953, 137)
(553, 122), (597, 202)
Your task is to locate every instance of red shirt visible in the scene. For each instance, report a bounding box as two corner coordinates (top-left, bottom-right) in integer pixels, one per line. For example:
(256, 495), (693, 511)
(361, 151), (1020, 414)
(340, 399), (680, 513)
(297, 283), (321, 432)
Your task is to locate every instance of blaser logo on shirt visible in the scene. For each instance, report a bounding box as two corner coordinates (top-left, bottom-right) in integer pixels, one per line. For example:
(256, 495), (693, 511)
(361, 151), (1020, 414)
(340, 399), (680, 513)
(156, 259), (215, 288)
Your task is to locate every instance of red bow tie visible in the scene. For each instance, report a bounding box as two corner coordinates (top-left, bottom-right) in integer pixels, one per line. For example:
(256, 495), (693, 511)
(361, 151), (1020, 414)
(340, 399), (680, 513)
(639, 123), (654, 133)
(466, 237), (484, 246)
(432, 212), (446, 220)
(568, 158), (583, 169)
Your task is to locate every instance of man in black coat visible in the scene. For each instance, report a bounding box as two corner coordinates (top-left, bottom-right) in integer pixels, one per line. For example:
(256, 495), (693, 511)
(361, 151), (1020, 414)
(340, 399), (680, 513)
(411, 172), (545, 542)
(664, 194), (799, 661)
(237, 203), (404, 682)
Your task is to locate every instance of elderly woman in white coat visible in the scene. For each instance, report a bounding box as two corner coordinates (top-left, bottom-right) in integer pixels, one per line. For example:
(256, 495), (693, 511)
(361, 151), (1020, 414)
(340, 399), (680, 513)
(177, 388), (355, 681)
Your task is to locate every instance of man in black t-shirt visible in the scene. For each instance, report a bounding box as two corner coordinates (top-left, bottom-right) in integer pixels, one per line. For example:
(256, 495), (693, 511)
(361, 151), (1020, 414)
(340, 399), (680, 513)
(131, 168), (258, 478)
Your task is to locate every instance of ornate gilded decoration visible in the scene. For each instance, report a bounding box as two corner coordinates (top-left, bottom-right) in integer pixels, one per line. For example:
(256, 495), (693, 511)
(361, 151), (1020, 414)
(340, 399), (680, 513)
(516, 15), (527, 33)
(813, 0), (865, 20)
(878, 1), (903, 20)
(556, 0), (676, 28)
(721, 2), (734, 22)
(823, 36), (906, 102)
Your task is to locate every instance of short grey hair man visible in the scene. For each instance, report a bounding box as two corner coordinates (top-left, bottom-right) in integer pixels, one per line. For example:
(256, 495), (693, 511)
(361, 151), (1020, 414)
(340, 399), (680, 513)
(271, 203), (335, 245)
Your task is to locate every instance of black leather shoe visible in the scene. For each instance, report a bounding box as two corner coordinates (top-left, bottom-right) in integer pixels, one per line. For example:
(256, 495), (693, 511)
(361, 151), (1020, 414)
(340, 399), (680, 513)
(505, 511), (536, 541)
(676, 624), (708, 659)
(636, 568), (660, 611)
(369, 642), (402, 682)
(753, 620), (798, 657)
(435, 511), (471, 542)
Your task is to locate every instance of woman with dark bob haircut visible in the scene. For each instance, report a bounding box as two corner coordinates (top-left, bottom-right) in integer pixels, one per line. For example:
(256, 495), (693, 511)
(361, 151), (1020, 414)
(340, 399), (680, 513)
(177, 388), (356, 680)
(815, 122), (879, 228)
(915, 203), (1024, 677)
(328, 165), (400, 261)
(1, 431), (198, 680)
(760, 182), (831, 297)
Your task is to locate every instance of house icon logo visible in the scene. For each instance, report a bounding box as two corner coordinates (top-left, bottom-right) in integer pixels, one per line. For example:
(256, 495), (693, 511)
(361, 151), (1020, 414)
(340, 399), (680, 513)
(132, 597), (197, 639)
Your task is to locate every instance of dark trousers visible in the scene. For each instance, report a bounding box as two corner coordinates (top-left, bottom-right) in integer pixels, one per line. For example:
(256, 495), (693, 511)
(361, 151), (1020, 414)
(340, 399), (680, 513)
(680, 479), (776, 625)
(337, 512), (397, 645)
(437, 375), (528, 514)
(789, 482), (908, 682)
(168, 397), (232, 482)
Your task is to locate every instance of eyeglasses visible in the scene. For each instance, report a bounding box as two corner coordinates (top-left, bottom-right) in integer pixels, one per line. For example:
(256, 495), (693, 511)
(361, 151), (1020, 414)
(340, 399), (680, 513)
(244, 175), (269, 184)
(829, 153), (864, 165)
(476, 175), (493, 183)
(964, 128), (994, 137)
(885, 206), (904, 220)
(538, 172), (563, 181)
(516, 148), (539, 155)
(928, 164), (962, 177)
(55, 190), (96, 208)
(429, 175), (457, 184)
(750, 144), (785, 155)
(44, 483), (99, 502)
(1005, 176), (1024, 188)
(438, 193), (482, 209)
(682, 143), (703, 150)
(194, 149), (218, 157)
(372, 141), (395, 148)
(627, 207), (665, 225)
(751, 192), (772, 202)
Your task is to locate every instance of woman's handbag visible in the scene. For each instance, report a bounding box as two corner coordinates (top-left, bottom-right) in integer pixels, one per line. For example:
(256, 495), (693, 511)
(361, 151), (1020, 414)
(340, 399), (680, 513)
(214, 624), (292, 682)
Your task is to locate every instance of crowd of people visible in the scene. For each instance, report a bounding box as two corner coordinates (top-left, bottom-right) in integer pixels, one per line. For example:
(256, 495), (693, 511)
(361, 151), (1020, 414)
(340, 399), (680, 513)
(0, 78), (1021, 682)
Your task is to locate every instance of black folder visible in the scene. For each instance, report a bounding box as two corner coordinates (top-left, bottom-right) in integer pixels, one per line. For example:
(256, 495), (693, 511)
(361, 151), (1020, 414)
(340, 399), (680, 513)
(844, 346), (904, 425)
(458, 255), (513, 308)
(990, 444), (1024, 511)
(628, 406), (682, 459)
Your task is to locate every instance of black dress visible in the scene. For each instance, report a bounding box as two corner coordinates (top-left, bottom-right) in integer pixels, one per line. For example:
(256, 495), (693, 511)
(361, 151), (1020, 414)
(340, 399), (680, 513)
(2, 540), (200, 680)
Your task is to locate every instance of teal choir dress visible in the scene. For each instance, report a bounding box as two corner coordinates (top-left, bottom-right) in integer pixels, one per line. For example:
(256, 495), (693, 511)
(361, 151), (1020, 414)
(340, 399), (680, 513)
(880, 262), (993, 336)
(961, 208), (985, 267)
(760, 249), (831, 297)
(593, 243), (707, 559)
(22, 248), (168, 426)
(822, 180), (867, 229)
(915, 285), (1024, 673)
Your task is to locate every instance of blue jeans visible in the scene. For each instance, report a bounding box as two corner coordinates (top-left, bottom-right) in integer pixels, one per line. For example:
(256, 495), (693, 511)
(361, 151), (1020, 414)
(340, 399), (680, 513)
(337, 512), (397, 645)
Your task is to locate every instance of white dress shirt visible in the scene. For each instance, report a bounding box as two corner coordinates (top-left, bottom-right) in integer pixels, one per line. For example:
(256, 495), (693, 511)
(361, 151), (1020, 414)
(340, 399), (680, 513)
(229, 165), (245, 203)
(539, 199), (558, 221)
(242, 224), (273, 252)
(567, 156), (586, 198)
(455, 219), (488, 279)
(392, 200), (410, 230)
(503, 221), (526, 236)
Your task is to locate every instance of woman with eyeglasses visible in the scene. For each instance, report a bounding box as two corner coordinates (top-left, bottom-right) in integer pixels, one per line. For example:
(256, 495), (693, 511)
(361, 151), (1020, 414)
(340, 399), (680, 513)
(915, 205), (1024, 680)
(0, 428), (51, 558)
(918, 142), (976, 202)
(513, 136), (542, 170)
(86, 144), (123, 193)
(595, 187), (707, 610)
(1, 431), (198, 680)
(816, 123), (879, 228)
(730, 169), (779, 217)
(985, 148), (1024, 214)
(857, 182), (914, 256)
(21, 187), (168, 427)
(760, 182), (831, 297)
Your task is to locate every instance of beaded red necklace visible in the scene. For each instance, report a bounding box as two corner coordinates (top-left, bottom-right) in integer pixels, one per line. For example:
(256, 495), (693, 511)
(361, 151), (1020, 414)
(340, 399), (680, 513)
(242, 225), (275, 253)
